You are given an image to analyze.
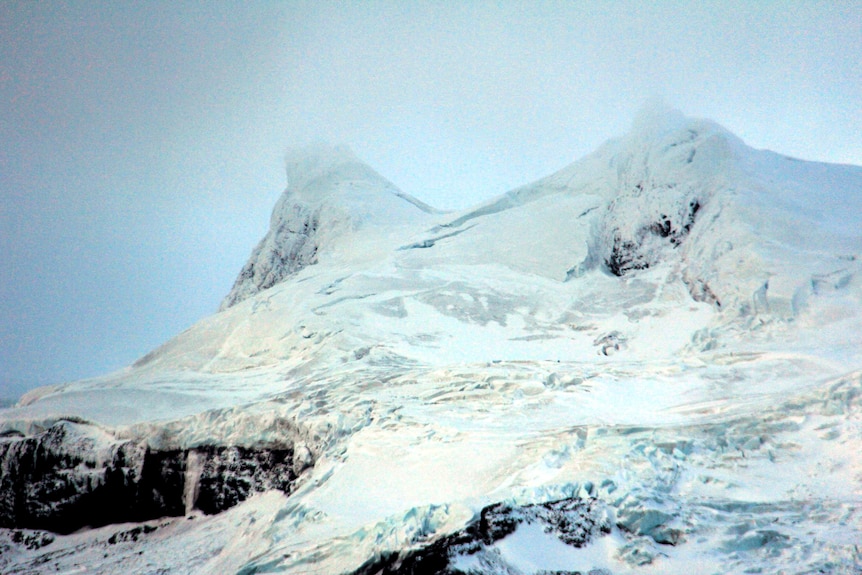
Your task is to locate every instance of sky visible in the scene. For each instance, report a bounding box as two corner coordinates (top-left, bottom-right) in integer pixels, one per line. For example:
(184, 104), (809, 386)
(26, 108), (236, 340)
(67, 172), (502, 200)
(1, 1), (860, 399)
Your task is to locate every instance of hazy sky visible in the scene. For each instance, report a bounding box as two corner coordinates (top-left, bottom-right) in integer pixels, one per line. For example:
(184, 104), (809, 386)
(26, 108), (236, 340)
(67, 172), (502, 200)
(1, 1), (860, 398)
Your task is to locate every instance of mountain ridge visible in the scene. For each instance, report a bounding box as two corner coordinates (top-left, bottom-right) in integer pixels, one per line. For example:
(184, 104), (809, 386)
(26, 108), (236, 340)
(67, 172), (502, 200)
(2, 107), (861, 574)
(221, 107), (860, 322)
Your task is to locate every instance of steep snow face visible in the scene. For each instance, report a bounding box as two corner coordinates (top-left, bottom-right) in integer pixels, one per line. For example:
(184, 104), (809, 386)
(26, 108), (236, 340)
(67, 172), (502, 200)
(2, 109), (862, 575)
(220, 145), (436, 310)
(584, 114), (739, 278)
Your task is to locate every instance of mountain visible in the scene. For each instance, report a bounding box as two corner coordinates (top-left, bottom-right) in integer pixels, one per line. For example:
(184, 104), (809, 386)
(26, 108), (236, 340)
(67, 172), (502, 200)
(2, 106), (861, 574)
(220, 144), (438, 310)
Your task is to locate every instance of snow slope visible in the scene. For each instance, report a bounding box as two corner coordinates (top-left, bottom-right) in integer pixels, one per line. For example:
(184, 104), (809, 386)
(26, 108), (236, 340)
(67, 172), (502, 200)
(2, 106), (861, 574)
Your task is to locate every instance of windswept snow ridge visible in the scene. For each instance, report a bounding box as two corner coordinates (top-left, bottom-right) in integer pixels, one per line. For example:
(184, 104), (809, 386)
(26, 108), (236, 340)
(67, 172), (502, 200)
(2, 107), (861, 574)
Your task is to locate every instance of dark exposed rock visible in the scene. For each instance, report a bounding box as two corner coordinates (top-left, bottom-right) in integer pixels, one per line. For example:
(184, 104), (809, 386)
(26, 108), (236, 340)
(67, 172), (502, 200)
(606, 234), (649, 277)
(107, 524), (158, 545)
(193, 445), (297, 515)
(0, 421), (305, 534)
(351, 497), (610, 575)
(10, 529), (54, 550)
(604, 197), (702, 277)
(218, 203), (321, 311)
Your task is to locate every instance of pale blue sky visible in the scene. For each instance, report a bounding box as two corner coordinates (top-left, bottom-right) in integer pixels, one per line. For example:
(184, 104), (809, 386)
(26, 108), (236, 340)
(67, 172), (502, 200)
(1, 1), (860, 399)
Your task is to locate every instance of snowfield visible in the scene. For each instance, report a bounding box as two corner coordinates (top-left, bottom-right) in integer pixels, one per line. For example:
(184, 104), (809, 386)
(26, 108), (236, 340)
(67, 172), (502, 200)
(2, 106), (861, 574)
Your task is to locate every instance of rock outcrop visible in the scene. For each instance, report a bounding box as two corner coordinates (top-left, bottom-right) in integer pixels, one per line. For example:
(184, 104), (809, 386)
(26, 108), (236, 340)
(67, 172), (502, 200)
(0, 420), (305, 533)
(352, 497), (612, 575)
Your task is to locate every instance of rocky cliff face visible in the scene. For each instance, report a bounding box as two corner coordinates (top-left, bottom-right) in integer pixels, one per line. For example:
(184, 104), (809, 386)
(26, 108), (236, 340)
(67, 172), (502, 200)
(0, 420), (307, 533)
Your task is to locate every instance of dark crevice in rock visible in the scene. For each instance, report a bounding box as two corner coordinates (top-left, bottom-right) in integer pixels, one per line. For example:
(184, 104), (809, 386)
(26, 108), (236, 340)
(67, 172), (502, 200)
(351, 497), (610, 575)
(0, 423), (306, 534)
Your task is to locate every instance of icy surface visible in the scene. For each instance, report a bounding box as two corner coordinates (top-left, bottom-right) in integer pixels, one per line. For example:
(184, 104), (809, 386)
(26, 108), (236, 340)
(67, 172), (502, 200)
(2, 108), (861, 574)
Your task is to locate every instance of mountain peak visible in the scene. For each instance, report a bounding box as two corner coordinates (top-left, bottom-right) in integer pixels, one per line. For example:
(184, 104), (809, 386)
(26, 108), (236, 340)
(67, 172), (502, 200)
(220, 145), (435, 310)
(282, 144), (361, 199)
(629, 97), (687, 137)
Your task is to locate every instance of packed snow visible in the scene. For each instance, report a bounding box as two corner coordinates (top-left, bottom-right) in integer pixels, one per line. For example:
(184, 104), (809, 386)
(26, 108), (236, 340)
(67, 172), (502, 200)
(2, 106), (861, 574)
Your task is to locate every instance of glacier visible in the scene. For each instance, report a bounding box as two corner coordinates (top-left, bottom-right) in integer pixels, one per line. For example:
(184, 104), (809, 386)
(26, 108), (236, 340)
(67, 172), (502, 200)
(1, 106), (861, 574)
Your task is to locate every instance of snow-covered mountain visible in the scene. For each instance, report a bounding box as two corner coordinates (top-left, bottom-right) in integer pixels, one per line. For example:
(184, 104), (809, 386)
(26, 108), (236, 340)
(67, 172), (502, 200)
(220, 144), (438, 310)
(2, 106), (861, 574)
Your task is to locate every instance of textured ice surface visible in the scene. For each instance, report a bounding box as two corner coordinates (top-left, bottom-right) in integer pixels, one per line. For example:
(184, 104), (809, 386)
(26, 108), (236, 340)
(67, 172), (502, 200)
(2, 107), (861, 574)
